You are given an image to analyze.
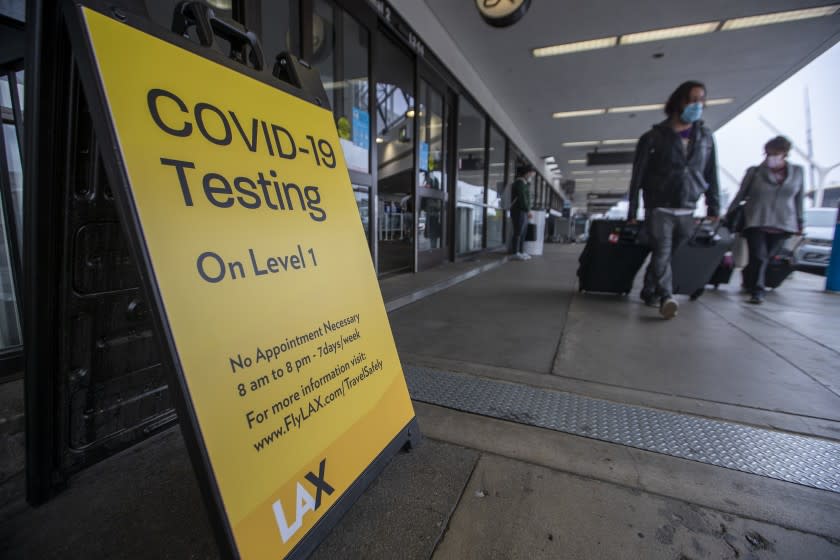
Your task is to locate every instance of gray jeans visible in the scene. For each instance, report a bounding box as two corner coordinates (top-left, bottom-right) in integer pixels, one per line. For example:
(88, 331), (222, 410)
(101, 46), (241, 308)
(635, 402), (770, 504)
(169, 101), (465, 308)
(642, 209), (695, 300)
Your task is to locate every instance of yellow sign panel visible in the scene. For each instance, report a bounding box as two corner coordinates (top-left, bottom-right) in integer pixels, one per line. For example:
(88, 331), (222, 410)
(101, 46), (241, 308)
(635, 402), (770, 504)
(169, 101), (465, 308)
(81, 7), (415, 558)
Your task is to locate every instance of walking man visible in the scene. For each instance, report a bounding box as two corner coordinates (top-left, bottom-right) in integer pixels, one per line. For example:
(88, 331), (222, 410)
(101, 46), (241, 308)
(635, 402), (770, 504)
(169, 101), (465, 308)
(628, 80), (720, 319)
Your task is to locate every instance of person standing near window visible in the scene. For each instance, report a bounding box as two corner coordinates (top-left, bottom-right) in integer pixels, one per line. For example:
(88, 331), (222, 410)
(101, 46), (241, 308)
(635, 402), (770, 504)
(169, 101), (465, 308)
(628, 80), (721, 319)
(726, 136), (804, 304)
(510, 164), (534, 261)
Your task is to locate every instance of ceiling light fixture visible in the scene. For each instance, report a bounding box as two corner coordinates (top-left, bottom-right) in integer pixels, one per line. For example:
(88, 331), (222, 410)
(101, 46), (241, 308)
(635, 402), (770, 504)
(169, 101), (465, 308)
(562, 141), (600, 147)
(568, 159), (587, 164)
(601, 139), (637, 145)
(619, 21), (720, 45)
(608, 103), (664, 113)
(552, 108), (607, 119)
(572, 170), (594, 175)
(533, 36), (618, 58)
(576, 178), (593, 183)
(722, 5), (840, 31)
(543, 156), (556, 163)
(606, 98), (733, 114)
(534, 6), (839, 59)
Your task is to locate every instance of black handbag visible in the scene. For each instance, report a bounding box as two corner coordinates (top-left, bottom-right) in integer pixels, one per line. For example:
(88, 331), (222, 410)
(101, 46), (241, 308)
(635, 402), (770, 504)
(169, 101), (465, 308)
(727, 202), (747, 233)
(724, 167), (758, 233)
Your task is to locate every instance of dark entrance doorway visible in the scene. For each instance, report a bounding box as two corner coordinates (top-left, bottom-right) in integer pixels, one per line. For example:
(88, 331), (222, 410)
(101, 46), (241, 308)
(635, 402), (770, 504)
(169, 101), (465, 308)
(374, 29), (415, 275)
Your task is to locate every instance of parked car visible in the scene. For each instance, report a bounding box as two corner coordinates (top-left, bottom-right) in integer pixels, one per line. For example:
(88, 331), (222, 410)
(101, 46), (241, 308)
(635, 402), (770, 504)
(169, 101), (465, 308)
(793, 208), (837, 273)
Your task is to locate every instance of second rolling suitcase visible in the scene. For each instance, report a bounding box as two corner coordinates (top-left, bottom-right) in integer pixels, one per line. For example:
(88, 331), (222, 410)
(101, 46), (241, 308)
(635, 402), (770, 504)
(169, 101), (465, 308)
(671, 221), (734, 298)
(765, 248), (795, 289)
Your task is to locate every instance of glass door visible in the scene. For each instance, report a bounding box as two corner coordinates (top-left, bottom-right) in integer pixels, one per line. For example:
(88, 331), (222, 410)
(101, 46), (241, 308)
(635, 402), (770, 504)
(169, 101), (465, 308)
(0, 67), (24, 377)
(415, 78), (448, 269)
(374, 29), (415, 276)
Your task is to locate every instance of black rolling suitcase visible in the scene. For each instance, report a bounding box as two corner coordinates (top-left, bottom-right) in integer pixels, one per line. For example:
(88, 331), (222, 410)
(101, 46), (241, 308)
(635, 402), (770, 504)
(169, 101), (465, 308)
(577, 220), (650, 295)
(671, 221), (734, 299)
(766, 248), (795, 289)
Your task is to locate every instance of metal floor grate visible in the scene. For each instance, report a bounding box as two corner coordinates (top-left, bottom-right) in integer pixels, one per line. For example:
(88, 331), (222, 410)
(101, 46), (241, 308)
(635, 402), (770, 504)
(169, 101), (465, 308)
(404, 365), (840, 493)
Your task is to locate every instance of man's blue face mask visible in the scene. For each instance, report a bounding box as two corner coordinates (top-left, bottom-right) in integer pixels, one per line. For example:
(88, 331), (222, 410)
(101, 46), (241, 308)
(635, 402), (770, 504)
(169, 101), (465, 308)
(680, 102), (703, 124)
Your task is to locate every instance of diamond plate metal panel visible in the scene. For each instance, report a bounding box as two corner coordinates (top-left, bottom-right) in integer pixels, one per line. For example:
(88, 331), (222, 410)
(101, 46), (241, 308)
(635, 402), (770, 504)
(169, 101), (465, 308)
(405, 365), (840, 493)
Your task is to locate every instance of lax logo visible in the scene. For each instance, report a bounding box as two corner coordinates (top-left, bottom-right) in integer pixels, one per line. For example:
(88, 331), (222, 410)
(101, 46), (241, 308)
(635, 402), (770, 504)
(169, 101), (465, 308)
(475, 0), (530, 27)
(272, 459), (335, 543)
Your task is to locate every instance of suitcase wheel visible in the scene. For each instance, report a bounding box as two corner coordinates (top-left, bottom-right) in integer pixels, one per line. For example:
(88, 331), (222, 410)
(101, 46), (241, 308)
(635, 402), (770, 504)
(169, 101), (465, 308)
(690, 288), (705, 301)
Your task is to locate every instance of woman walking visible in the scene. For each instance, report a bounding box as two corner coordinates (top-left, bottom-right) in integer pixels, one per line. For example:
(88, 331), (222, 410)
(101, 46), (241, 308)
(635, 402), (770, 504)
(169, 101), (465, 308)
(726, 136), (804, 304)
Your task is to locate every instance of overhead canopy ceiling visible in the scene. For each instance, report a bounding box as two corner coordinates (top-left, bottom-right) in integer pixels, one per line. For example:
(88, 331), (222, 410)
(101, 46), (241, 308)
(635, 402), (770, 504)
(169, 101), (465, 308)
(422, 0), (840, 210)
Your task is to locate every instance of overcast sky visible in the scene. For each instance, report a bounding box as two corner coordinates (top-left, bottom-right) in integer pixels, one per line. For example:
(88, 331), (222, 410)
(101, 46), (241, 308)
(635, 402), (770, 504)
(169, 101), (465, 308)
(715, 40), (840, 209)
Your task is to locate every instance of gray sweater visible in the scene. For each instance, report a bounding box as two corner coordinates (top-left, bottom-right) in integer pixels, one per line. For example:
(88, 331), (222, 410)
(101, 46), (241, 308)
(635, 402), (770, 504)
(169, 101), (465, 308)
(727, 163), (804, 233)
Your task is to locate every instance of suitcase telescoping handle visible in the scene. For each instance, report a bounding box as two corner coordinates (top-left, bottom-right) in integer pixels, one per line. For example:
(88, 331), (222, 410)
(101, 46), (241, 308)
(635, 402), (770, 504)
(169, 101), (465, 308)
(172, 1), (265, 71)
(689, 216), (729, 243)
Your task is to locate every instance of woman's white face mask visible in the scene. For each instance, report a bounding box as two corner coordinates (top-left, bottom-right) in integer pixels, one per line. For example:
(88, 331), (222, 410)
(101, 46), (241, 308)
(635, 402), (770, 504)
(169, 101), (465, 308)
(766, 154), (786, 169)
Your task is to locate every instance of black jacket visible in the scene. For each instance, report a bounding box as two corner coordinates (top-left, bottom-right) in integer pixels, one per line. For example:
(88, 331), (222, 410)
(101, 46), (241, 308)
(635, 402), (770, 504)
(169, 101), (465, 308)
(627, 120), (720, 220)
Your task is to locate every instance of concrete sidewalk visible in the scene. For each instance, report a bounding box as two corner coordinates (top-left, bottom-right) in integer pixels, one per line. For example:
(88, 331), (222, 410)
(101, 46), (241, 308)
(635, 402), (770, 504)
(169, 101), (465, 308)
(2, 243), (840, 559)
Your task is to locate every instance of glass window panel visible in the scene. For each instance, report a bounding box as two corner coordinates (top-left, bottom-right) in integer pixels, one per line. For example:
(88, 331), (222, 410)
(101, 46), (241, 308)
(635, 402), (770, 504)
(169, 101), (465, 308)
(145, 0), (240, 59)
(508, 147), (519, 184)
(486, 127), (505, 248)
(456, 98), (485, 205)
(311, 0), (336, 110)
(455, 97), (485, 254)
(0, 1), (25, 22)
(258, 0), (299, 62)
(486, 126), (506, 205)
(352, 185), (370, 242)
(15, 71), (23, 111)
(418, 197), (443, 251)
(336, 10), (370, 173)
(146, 0), (234, 31)
(455, 202), (483, 254)
(505, 146), (523, 246)
(486, 205), (504, 248)
(544, 179), (550, 208)
(0, 75), (11, 109)
(3, 124), (22, 251)
(0, 192), (21, 350)
(417, 81), (445, 192)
